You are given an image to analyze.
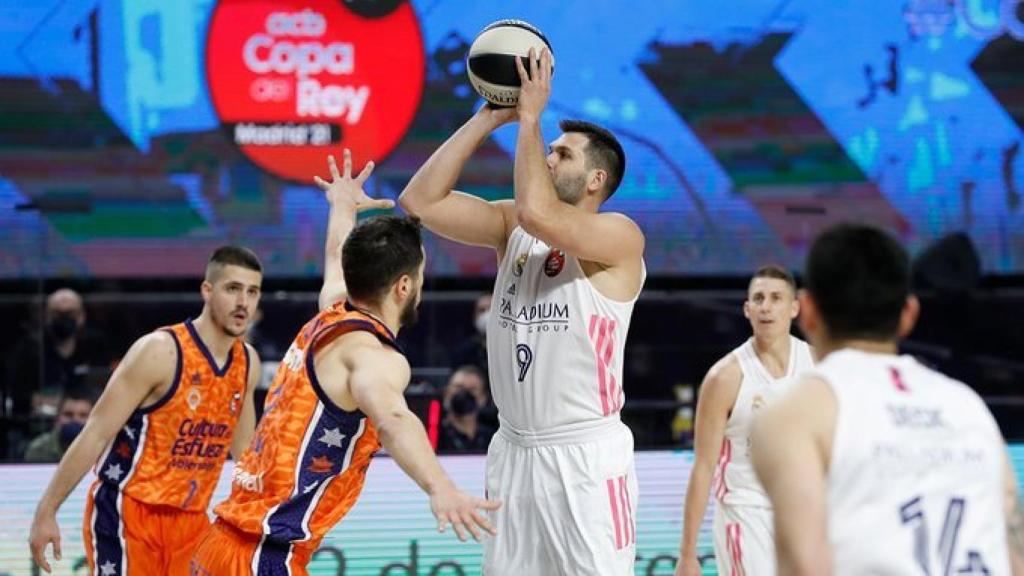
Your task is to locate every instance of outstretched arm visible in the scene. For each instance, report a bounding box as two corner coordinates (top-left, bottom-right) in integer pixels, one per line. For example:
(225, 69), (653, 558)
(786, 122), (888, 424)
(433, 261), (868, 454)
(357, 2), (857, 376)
(348, 342), (500, 541)
(29, 332), (175, 573)
(316, 149), (394, 311)
(398, 105), (518, 252)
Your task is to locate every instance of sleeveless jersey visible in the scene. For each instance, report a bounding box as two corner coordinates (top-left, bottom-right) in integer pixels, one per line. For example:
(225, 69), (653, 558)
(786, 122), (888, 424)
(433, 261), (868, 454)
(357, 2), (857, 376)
(214, 301), (393, 559)
(92, 320), (249, 511)
(714, 336), (814, 508)
(821, 349), (1010, 575)
(487, 227), (644, 434)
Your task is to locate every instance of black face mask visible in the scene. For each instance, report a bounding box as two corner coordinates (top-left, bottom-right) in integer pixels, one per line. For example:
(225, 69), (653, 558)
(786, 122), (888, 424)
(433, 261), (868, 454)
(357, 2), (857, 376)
(450, 390), (479, 416)
(58, 421), (85, 448)
(48, 314), (78, 342)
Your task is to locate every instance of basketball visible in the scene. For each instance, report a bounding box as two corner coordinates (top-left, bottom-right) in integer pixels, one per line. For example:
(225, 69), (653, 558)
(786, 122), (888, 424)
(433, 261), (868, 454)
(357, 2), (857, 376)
(466, 19), (555, 107)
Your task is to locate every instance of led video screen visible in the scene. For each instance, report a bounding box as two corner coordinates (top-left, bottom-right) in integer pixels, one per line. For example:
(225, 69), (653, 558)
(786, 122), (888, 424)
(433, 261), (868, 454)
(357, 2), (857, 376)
(2, 0), (1022, 278)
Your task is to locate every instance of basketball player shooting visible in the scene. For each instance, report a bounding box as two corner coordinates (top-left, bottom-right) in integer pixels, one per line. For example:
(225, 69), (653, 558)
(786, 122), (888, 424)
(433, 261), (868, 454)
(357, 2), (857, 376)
(751, 224), (1024, 575)
(399, 47), (646, 574)
(675, 266), (814, 576)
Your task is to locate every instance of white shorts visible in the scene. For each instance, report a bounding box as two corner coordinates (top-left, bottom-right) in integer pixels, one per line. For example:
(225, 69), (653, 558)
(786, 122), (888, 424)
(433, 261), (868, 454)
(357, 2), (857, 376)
(482, 421), (637, 576)
(713, 503), (775, 576)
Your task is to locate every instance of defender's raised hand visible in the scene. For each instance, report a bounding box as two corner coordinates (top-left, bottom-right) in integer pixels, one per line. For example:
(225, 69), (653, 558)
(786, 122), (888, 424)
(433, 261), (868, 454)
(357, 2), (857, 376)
(314, 148), (395, 212)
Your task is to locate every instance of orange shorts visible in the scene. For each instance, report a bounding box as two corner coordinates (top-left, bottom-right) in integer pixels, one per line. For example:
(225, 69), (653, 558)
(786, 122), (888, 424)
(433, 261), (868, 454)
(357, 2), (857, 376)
(190, 520), (315, 576)
(83, 484), (211, 576)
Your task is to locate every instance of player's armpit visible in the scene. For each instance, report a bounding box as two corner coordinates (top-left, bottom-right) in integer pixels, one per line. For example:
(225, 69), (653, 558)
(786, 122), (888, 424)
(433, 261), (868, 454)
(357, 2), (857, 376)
(750, 376), (835, 576)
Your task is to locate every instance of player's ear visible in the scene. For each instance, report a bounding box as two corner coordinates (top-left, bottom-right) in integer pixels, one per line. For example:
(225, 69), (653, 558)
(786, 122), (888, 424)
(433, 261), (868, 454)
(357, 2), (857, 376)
(395, 274), (412, 300)
(797, 289), (819, 344)
(200, 280), (213, 303)
(588, 168), (606, 195)
(897, 294), (920, 339)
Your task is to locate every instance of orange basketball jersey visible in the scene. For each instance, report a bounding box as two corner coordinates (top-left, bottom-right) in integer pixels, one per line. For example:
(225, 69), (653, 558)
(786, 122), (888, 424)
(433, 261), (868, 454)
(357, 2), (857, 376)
(86, 320), (249, 575)
(213, 301), (395, 571)
(90, 320), (250, 511)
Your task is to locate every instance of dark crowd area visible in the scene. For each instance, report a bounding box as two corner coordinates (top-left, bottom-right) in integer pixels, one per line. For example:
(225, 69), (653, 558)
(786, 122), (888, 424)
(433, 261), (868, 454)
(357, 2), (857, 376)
(1, 272), (1022, 463)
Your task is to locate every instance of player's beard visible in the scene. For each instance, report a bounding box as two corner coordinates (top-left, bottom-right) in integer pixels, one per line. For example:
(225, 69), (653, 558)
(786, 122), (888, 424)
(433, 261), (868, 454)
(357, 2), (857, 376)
(399, 290), (420, 328)
(217, 306), (248, 338)
(553, 171), (586, 205)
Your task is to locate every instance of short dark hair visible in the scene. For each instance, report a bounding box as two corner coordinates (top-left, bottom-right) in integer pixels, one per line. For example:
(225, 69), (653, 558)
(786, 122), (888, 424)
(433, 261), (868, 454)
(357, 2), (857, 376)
(450, 364), (486, 385)
(751, 265), (797, 295)
(206, 246), (263, 280)
(60, 386), (96, 408)
(805, 223), (910, 341)
(342, 215), (424, 303)
(559, 119), (626, 199)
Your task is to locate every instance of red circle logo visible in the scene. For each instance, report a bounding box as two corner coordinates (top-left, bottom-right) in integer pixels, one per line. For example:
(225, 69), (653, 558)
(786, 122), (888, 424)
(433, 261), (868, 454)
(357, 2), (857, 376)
(544, 249), (565, 277)
(206, 1), (425, 182)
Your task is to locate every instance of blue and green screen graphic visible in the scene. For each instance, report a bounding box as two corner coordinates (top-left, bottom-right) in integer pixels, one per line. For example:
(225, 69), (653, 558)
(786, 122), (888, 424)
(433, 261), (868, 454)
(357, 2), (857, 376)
(2, 0), (1023, 278)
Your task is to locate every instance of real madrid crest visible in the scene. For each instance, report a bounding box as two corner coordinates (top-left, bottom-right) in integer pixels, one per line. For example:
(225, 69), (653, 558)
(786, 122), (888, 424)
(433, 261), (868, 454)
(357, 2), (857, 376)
(514, 252), (528, 277)
(751, 394), (766, 412)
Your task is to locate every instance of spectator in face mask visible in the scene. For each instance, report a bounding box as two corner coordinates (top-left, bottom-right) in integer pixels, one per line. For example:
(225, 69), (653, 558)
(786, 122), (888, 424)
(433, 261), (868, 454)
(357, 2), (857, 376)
(4, 288), (111, 418)
(449, 294), (492, 375)
(438, 365), (496, 453)
(24, 388), (94, 462)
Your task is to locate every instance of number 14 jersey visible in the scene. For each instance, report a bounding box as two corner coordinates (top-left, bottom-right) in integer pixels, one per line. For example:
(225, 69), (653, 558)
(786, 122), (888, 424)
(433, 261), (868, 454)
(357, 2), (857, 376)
(821, 349), (1010, 575)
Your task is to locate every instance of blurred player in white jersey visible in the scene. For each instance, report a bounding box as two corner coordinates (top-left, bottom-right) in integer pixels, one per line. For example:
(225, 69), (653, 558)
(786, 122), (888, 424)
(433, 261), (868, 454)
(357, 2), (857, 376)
(752, 223), (1024, 575)
(399, 48), (645, 574)
(675, 265), (814, 576)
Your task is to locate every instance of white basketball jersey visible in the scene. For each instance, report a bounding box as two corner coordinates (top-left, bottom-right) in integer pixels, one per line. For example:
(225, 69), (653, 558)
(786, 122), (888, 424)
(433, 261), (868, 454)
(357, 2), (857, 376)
(714, 336), (815, 508)
(487, 227), (644, 434)
(821, 349), (1010, 575)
